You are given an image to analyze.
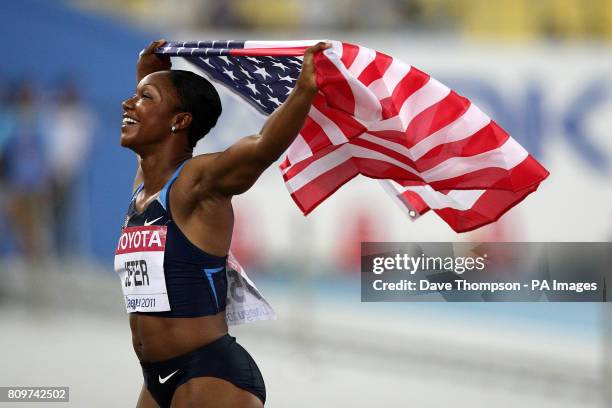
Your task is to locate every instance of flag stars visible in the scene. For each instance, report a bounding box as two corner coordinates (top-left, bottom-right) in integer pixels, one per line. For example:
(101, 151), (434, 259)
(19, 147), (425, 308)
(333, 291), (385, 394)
(192, 53), (300, 115)
(268, 96), (282, 107)
(222, 67), (238, 81)
(279, 75), (295, 83)
(272, 61), (290, 71)
(245, 82), (260, 95)
(200, 58), (214, 67)
(253, 66), (271, 80)
(239, 66), (253, 79)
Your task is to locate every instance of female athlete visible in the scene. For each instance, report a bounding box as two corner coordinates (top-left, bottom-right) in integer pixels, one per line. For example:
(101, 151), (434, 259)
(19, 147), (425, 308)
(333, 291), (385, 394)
(116, 39), (329, 407)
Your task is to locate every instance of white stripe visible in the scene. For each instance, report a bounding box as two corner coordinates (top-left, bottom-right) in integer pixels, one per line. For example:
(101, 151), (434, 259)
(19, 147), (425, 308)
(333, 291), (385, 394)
(421, 137), (529, 182)
(308, 105), (349, 145)
(325, 40), (343, 60)
(345, 144), (419, 177)
(285, 144), (353, 192)
(367, 60), (411, 100)
(347, 46), (376, 77)
(285, 135), (313, 168)
(244, 40), (324, 49)
(365, 78), (450, 133)
(359, 133), (417, 160)
(402, 185), (486, 210)
(409, 104), (491, 160)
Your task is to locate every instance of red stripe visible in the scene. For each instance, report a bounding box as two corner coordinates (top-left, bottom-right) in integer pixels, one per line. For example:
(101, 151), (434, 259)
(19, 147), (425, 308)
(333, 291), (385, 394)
(427, 155), (550, 191)
(399, 190), (430, 214)
(404, 91), (470, 148)
(279, 157), (291, 171)
(340, 43), (360, 69)
(289, 160), (359, 214)
(230, 47), (308, 56)
(414, 121), (509, 172)
(315, 52), (355, 115)
(352, 157), (422, 182)
(299, 117), (333, 155)
(366, 129), (412, 146)
(282, 144), (344, 181)
(379, 67), (430, 119)
(350, 137), (419, 171)
(312, 93), (367, 140)
(434, 184), (540, 233)
(357, 52), (393, 87)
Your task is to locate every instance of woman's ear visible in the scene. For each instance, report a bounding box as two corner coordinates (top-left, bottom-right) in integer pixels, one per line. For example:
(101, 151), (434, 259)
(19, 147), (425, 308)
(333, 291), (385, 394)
(172, 112), (192, 132)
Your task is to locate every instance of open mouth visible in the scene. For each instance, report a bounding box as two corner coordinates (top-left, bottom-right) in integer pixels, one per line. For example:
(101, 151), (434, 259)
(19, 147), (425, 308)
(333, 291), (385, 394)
(122, 113), (139, 126)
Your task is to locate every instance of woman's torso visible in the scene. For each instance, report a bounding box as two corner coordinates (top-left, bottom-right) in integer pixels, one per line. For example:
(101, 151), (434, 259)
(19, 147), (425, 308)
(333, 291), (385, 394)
(117, 158), (235, 362)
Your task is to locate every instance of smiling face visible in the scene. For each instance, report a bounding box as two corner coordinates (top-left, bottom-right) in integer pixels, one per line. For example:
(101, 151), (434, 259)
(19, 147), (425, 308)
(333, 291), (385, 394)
(120, 71), (184, 151)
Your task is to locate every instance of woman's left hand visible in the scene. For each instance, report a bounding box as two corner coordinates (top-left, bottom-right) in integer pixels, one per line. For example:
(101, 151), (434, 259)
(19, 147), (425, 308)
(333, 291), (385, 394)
(295, 42), (331, 94)
(136, 39), (171, 83)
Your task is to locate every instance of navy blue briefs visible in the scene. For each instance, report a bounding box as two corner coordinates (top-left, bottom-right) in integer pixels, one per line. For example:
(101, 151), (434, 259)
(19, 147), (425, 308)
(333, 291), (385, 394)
(140, 334), (266, 407)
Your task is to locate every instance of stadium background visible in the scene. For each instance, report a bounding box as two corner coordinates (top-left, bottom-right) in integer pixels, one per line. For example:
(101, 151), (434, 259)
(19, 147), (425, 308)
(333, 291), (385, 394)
(0, 0), (610, 406)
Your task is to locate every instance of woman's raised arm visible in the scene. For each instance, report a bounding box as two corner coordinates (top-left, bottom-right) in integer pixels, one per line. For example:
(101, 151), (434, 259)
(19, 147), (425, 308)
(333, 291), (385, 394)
(193, 42), (331, 196)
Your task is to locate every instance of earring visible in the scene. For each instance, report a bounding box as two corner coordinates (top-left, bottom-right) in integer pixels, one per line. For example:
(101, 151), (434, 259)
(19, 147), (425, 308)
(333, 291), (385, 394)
(171, 125), (176, 132)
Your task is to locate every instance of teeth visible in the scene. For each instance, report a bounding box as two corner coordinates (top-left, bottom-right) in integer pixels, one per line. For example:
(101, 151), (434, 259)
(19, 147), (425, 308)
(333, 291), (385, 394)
(122, 117), (138, 125)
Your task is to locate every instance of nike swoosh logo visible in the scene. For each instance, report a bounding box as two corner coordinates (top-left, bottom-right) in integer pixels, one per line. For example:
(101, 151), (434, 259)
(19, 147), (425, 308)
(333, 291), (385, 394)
(159, 369), (179, 384)
(144, 216), (163, 226)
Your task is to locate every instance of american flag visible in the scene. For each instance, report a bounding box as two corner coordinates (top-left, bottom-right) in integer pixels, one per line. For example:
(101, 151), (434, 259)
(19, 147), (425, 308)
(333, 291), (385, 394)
(157, 40), (549, 233)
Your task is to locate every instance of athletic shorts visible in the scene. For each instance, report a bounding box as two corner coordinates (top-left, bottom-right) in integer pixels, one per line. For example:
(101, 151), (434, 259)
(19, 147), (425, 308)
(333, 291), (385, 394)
(140, 334), (266, 407)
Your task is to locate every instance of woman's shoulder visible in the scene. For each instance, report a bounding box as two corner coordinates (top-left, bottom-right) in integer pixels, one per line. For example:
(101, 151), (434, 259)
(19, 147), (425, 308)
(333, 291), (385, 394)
(173, 152), (224, 195)
(182, 152), (221, 178)
(189, 151), (221, 163)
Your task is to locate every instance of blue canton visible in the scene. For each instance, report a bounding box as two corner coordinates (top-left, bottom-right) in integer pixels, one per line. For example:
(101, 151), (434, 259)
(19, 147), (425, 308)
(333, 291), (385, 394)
(186, 55), (303, 115)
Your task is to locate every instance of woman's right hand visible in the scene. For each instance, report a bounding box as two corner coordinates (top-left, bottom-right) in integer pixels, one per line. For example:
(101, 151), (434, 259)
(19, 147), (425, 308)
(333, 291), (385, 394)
(136, 39), (171, 84)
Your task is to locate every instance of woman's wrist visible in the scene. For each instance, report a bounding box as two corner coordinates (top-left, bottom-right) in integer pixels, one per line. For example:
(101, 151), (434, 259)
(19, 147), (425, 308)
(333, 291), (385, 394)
(292, 81), (318, 99)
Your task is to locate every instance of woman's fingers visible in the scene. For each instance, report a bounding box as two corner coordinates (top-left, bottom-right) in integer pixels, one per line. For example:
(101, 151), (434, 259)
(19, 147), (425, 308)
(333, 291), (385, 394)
(307, 41), (331, 55)
(140, 39), (167, 57)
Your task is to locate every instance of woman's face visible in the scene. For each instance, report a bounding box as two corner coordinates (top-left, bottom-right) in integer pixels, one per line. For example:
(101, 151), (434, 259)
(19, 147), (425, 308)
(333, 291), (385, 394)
(120, 71), (181, 150)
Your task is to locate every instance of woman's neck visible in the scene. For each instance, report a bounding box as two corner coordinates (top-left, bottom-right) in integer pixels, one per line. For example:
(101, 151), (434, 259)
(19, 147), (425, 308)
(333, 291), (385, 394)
(139, 149), (191, 194)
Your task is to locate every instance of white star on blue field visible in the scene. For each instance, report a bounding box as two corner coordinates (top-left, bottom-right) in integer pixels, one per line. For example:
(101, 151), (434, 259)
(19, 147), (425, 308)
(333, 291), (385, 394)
(187, 54), (304, 115)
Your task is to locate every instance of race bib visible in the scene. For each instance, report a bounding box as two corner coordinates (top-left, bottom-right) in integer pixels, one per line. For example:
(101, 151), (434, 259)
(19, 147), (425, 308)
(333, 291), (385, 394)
(114, 226), (170, 313)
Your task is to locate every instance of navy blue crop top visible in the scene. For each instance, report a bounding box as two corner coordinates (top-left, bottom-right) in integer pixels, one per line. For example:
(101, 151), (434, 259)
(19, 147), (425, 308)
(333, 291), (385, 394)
(114, 162), (228, 317)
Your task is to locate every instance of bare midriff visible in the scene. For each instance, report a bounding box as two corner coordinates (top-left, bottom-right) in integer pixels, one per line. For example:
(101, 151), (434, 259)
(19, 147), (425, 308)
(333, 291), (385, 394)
(129, 312), (228, 362)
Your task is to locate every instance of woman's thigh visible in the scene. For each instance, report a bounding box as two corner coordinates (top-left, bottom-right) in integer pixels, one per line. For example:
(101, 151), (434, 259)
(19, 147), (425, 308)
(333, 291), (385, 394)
(171, 377), (263, 408)
(136, 383), (159, 408)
